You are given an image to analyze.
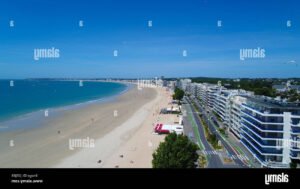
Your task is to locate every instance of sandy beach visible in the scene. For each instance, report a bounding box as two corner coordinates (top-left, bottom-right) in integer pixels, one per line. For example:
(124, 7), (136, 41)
(0, 84), (175, 168)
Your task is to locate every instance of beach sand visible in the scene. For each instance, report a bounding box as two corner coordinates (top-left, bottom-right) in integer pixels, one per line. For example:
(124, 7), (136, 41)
(0, 85), (175, 168)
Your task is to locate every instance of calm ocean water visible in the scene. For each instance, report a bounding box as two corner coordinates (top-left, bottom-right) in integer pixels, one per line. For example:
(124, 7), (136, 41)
(0, 80), (127, 122)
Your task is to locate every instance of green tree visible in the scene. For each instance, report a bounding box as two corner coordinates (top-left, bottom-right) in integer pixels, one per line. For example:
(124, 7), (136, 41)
(173, 87), (185, 101)
(290, 160), (298, 168)
(152, 133), (199, 168)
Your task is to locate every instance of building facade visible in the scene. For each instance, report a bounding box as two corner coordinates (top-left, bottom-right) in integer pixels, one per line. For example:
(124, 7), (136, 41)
(228, 95), (247, 139)
(182, 81), (300, 168)
(240, 97), (300, 168)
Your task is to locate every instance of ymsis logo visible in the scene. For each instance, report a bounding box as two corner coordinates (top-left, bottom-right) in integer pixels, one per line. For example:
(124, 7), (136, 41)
(240, 47), (265, 61)
(265, 173), (289, 185)
(137, 78), (162, 90)
(34, 47), (60, 61)
(69, 137), (95, 150)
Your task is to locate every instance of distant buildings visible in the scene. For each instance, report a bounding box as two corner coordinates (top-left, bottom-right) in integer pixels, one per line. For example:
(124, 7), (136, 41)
(178, 79), (192, 91)
(273, 85), (300, 93)
(168, 81), (177, 91)
(273, 80), (300, 93)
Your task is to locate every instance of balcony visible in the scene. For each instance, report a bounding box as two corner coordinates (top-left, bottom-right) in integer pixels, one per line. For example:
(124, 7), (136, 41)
(241, 110), (283, 124)
(241, 117), (283, 132)
(241, 128), (283, 149)
(291, 126), (300, 134)
(242, 122), (284, 140)
(241, 136), (282, 155)
(290, 151), (300, 159)
(241, 139), (266, 161)
(241, 138), (287, 168)
(242, 104), (284, 118)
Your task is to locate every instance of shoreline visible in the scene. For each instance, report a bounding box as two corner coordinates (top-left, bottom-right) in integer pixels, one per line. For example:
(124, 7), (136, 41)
(0, 85), (162, 168)
(0, 81), (131, 131)
(52, 87), (161, 168)
(53, 86), (177, 168)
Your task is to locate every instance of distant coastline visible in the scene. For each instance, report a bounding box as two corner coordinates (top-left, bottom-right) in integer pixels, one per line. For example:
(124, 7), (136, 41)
(0, 83), (161, 168)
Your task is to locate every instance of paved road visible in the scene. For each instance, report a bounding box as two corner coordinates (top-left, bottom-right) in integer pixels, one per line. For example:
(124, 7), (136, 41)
(189, 97), (249, 168)
(204, 106), (261, 168)
(182, 97), (239, 168)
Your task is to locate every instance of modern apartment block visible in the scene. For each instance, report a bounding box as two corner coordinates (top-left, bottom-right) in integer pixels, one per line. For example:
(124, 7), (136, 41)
(206, 86), (219, 108)
(228, 95), (247, 139)
(213, 90), (238, 126)
(240, 97), (300, 168)
(178, 79), (192, 91)
(182, 81), (300, 168)
(190, 83), (222, 108)
(168, 80), (177, 91)
(186, 83), (198, 97)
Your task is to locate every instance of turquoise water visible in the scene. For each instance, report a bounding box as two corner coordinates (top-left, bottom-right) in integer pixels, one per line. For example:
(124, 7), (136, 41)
(0, 80), (127, 122)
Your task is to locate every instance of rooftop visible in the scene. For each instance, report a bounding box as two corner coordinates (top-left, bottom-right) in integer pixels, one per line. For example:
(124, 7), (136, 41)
(244, 96), (300, 110)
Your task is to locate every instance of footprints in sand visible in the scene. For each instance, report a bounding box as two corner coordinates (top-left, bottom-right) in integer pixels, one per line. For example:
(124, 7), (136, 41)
(110, 142), (153, 168)
(112, 154), (135, 168)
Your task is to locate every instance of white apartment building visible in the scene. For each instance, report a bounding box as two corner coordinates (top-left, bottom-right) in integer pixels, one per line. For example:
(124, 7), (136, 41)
(240, 97), (300, 168)
(183, 80), (300, 168)
(213, 90), (240, 126)
(193, 83), (222, 108)
(179, 79), (192, 91)
(228, 95), (247, 139)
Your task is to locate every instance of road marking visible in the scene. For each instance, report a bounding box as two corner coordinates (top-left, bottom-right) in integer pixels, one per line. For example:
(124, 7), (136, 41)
(244, 155), (249, 161)
(202, 109), (252, 164)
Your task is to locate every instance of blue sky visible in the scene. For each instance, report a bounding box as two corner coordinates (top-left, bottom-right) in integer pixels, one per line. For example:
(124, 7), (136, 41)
(0, 0), (299, 78)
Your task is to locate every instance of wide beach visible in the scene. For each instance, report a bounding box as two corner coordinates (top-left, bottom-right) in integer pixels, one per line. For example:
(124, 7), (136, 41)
(0, 84), (173, 168)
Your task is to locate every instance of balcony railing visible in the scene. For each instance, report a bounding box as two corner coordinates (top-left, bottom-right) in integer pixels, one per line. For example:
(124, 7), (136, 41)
(241, 110), (283, 124)
(241, 128), (283, 150)
(241, 117), (284, 132)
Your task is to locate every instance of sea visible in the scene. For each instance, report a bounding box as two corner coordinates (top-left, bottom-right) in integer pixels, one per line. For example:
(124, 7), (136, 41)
(0, 80), (128, 130)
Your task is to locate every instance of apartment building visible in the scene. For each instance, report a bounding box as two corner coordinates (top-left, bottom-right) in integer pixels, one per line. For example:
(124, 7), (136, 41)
(228, 95), (247, 139)
(193, 83), (221, 108)
(240, 97), (300, 168)
(213, 90), (237, 126)
(178, 79), (192, 91)
(182, 81), (300, 168)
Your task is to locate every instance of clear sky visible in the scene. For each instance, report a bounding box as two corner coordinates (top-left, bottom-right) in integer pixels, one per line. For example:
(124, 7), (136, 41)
(0, 0), (299, 79)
